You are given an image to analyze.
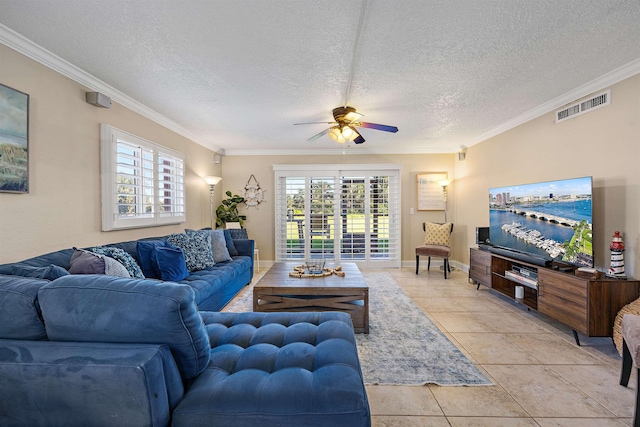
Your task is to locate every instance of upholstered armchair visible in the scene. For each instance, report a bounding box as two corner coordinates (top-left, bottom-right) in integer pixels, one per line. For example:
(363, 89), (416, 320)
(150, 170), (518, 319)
(620, 314), (640, 427)
(415, 222), (453, 279)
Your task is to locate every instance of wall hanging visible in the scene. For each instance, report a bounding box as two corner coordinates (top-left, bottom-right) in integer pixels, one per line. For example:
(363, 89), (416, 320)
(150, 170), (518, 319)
(416, 172), (447, 211)
(242, 174), (265, 208)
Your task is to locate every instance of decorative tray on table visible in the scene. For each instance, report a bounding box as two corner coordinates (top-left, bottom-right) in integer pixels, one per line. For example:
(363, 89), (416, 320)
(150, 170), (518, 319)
(288, 261), (345, 278)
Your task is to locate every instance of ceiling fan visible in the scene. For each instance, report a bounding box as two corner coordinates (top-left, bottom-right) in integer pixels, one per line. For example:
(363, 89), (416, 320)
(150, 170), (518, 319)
(294, 106), (398, 144)
(294, 1), (397, 145)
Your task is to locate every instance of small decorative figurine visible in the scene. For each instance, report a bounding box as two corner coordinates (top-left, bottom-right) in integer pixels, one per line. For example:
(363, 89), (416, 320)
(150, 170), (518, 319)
(607, 231), (627, 279)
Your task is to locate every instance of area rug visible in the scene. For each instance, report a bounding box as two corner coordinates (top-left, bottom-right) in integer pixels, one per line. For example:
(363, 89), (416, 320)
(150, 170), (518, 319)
(224, 271), (492, 386)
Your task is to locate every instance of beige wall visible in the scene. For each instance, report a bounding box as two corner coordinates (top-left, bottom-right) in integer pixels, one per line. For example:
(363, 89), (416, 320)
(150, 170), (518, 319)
(220, 153), (455, 263)
(0, 45), (221, 263)
(455, 74), (640, 277)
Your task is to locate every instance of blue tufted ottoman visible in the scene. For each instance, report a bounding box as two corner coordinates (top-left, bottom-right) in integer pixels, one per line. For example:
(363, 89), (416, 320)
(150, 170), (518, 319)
(173, 311), (371, 427)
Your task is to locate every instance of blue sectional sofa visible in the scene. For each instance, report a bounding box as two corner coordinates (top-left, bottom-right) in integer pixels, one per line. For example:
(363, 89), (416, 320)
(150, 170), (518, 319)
(0, 233), (255, 311)
(0, 235), (371, 426)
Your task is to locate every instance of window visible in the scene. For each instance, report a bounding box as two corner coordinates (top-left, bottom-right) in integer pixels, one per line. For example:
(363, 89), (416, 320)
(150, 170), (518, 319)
(101, 124), (185, 230)
(274, 164), (401, 268)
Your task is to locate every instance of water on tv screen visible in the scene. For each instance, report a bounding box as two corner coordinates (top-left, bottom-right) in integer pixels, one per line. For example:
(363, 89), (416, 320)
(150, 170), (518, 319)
(489, 176), (593, 268)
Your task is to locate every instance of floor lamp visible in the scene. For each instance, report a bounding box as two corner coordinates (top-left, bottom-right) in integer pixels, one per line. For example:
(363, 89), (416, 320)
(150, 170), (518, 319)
(203, 176), (222, 229)
(439, 179), (450, 222)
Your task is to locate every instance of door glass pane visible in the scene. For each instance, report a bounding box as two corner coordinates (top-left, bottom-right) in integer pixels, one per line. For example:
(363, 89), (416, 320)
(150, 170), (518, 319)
(370, 176), (390, 258)
(285, 177), (305, 260)
(340, 177), (366, 260)
(309, 177), (335, 260)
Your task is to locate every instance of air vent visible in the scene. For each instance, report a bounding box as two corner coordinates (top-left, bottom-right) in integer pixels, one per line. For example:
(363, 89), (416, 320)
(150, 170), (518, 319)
(556, 90), (610, 123)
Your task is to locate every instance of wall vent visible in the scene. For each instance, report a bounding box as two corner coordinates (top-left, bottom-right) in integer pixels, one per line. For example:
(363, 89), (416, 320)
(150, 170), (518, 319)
(555, 90), (610, 123)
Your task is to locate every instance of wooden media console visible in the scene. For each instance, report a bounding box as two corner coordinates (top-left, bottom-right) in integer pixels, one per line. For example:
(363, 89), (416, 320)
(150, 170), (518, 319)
(469, 247), (640, 345)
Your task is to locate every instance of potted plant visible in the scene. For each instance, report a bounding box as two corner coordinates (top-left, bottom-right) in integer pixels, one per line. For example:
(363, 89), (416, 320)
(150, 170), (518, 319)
(215, 191), (247, 228)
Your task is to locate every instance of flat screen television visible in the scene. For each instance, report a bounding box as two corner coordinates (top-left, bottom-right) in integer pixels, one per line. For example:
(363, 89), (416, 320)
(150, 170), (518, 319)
(488, 176), (593, 268)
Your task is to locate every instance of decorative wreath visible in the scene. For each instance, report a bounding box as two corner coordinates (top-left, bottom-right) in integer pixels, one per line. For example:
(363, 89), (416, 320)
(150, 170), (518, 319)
(242, 174), (265, 208)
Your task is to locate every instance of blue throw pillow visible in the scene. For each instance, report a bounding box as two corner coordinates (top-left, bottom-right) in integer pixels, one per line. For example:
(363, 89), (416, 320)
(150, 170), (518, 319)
(210, 229), (232, 262)
(227, 228), (248, 240)
(89, 246), (145, 279)
(223, 229), (238, 256)
(11, 264), (70, 281)
(136, 240), (167, 279)
(153, 244), (189, 282)
(167, 232), (215, 272)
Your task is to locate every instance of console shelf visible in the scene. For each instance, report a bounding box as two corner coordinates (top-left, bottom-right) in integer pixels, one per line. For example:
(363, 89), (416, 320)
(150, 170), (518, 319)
(490, 254), (539, 310)
(469, 247), (640, 344)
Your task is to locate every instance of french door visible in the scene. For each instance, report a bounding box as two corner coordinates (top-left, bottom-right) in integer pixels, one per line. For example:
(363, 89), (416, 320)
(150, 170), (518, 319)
(274, 164), (400, 268)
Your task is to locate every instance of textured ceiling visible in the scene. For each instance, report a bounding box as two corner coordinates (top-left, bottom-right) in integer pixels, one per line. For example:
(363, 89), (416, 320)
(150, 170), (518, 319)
(0, 0), (639, 155)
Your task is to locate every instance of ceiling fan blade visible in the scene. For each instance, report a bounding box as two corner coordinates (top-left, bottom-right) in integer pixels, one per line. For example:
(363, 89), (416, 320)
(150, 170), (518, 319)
(353, 134), (366, 144)
(358, 122), (399, 133)
(307, 127), (332, 142)
(294, 121), (337, 126)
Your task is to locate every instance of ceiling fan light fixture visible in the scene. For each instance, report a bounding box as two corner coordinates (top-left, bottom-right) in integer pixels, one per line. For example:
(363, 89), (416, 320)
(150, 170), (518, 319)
(341, 125), (355, 140)
(329, 127), (346, 143)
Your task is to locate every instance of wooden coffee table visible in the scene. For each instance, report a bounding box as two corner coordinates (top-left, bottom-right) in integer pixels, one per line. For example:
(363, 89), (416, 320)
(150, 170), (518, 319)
(253, 262), (369, 333)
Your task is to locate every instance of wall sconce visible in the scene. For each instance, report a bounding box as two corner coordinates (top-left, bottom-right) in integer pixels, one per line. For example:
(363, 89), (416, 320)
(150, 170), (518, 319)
(203, 176), (222, 229)
(439, 179), (451, 222)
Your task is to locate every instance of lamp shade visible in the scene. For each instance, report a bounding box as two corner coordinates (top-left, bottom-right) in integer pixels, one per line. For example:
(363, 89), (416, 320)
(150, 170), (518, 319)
(341, 125), (355, 139)
(203, 176), (222, 186)
(328, 127), (346, 143)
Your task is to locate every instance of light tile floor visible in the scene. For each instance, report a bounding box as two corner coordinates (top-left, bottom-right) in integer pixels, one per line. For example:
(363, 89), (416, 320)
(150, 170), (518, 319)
(365, 267), (636, 427)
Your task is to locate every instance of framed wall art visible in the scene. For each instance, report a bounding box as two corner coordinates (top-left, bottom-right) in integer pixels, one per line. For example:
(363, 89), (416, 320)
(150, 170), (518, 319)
(416, 172), (447, 211)
(0, 83), (29, 193)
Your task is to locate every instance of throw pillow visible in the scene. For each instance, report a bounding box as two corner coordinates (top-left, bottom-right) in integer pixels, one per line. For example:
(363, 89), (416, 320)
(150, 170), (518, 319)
(188, 229), (232, 263)
(11, 264), (70, 281)
(227, 228), (248, 240)
(153, 244), (189, 281)
(88, 246), (145, 278)
(166, 232), (215, 272)
(210, 229), (232, 262)
(68, 248), (131, 278)
(424, 222), (452, 246)
(136, 240), (167, 279)
(223, 229), (238, 256)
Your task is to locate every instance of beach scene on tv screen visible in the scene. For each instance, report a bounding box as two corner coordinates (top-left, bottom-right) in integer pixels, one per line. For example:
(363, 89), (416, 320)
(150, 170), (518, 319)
(489, 177), (593, 267)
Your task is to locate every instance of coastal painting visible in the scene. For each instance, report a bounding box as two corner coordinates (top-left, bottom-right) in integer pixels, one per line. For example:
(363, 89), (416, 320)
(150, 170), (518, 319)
(0, 84), (29, 193)
(489, 177), (593, 267)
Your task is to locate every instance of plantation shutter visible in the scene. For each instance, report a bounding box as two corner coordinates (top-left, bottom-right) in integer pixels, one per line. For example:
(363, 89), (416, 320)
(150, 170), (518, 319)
(157, 150), (185, 223)
(115, 139), (155, 225)
(275, 175), (306, 260)
(274, 164), (401, 268)
(101, 125), (185, 230)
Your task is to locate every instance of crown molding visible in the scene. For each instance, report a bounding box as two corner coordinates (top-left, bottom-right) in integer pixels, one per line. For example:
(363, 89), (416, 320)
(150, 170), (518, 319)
(466, 58), (640, 148)
(0, 24), (223, 154)
(223, 146), (454, 156)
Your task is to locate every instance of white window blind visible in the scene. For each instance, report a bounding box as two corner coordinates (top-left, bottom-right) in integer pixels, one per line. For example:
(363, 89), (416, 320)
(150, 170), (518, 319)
(274, 164), (401, 268)
(101, 124), (185, 230)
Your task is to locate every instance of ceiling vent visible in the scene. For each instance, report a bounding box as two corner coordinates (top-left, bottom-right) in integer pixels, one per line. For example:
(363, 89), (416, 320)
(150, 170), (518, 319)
(555, 90), (610, 123)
